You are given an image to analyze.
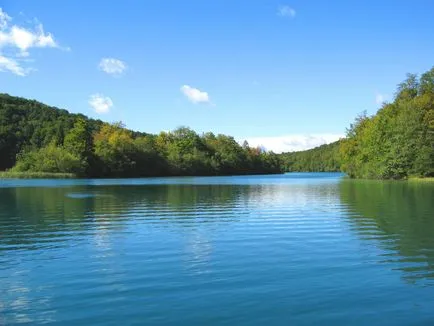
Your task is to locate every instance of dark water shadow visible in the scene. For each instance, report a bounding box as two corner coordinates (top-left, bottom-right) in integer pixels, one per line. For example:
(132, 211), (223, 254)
(339, 179), (434, 284)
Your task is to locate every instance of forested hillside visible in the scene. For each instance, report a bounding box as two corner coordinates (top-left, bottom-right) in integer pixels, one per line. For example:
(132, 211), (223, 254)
(340, 67), (434, 179)
(280, 141), (341, 172)
(1, 67), (432, 179)
(279, 67), (433, 179)
(0, 94), (282, 177)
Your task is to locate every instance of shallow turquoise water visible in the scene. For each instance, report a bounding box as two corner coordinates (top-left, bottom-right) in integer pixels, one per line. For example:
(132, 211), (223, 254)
(0, 173), (433, 325)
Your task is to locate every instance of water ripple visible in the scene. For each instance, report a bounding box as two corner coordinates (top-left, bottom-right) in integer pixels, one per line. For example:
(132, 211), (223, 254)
(0, 175), (433, 325)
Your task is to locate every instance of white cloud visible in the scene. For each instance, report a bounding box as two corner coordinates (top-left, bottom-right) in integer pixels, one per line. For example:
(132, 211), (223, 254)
(35, 25), (57, 48)
(0, 7), (62, 76)
(0, 55), (27, 76)
(241, 134), (344, 153)
(0, 8), (11, 29)
(278, 6), (296, 18)
(99, 58), (127, 75)
(180, 85), (211, 104)
(375, 93), (388, 105)
(88, 94), (113, 114)
(0, 23), (58, 53)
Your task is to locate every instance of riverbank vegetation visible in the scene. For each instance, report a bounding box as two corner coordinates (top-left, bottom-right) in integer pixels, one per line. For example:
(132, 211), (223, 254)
(280, 67), (433, 180)
(0, 94), (282, 177)
(280, 141), (341, 172)
(340, 67), (433, 179)
(0, 171), (76, 179)
(407, 177), (434, 182)
(1, 67), (432, 180)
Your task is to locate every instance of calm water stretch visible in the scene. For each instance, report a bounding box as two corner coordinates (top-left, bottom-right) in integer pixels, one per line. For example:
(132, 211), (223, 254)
(1, 173), (433, 325)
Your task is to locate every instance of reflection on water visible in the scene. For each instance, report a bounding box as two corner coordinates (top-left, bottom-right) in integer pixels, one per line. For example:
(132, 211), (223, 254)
(0, 174), (433, 325)
(339, 180), (434, 284)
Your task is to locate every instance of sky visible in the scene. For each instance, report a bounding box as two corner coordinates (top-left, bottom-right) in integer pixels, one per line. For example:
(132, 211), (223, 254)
(1, 0), (434, 152)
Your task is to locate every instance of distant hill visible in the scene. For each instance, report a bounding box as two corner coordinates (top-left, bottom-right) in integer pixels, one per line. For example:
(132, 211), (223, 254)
(0, 94), (282, 177)
(279, 141), (341, 172)
(0, 94), (100, 170)
(2, 65), (432, 180)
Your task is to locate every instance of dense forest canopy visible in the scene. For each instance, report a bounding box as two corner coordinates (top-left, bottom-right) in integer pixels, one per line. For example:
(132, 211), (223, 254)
(339, 67), (434, 179)
(279, 67), (434, 179)
(280, 141), (341, 172)
(0, 94), (282, 177)
(1, 67), (432, 179)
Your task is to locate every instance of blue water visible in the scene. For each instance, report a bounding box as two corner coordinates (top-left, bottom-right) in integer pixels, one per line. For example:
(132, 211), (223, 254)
(0, 173), (433, 325)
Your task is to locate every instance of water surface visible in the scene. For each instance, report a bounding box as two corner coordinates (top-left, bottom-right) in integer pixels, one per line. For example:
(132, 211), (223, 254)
(1, 173), (433, 325)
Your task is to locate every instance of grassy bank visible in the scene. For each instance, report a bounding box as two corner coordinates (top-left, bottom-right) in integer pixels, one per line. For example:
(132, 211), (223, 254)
(407, 177), (434, 182)
(0, 171), (77, 179)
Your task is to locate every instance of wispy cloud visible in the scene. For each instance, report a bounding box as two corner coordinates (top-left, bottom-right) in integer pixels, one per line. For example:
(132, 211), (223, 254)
(99, 58), (127, 76)
(88, 94), (113, 114)
(0, 7), (64, 76)
(0, 55), (27, 76)
(241, 134), (344, 153)
(0, 8), (11, 29)
(278, 5), (296, 19)
(180, 85), (212, 104)
(375, 93), (388, 105)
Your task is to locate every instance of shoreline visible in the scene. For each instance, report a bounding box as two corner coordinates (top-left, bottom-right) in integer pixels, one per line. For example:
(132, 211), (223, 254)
(0, 171), (285, 180)
(1, 171), (432, 181)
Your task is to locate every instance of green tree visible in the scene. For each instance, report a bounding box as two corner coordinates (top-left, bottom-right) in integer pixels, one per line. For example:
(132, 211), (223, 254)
(340, 67), (434, 179)
(12, 143), (83, 174)
(1, 94), (285, 177)
(93, 122), (137, 177)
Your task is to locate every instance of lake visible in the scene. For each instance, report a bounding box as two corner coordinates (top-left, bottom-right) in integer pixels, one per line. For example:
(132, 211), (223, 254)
(1, 173), (433, 325)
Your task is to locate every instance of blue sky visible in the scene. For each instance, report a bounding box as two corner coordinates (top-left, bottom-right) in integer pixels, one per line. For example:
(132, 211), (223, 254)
(1, 0), (434, 152)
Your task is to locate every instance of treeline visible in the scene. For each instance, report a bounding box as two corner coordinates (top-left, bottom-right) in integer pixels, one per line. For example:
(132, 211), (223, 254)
(279, 67), (434, 179)
(340, 67), (434, 179)
(0, 94), (282, 177)
(2, 67), (432, 180)
(280, 141), (341, 172)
